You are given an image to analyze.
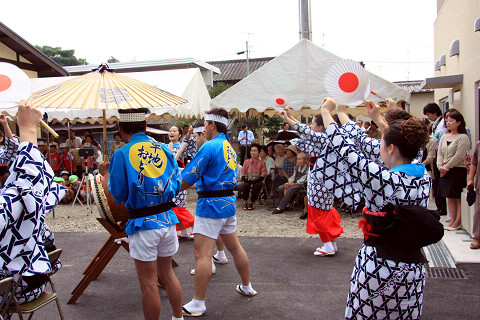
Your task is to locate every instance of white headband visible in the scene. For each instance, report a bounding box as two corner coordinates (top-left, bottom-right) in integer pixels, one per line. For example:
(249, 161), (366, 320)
(119, 112), (145, 123)
(205, 114), (229, 126)
(193, 126), (205, 133)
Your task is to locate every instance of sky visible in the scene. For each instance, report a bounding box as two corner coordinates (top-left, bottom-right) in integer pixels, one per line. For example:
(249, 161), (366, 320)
(0, 0), (437, 82)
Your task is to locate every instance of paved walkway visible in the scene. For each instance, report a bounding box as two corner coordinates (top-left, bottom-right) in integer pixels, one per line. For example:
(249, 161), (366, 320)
(30, 232), (480, 320)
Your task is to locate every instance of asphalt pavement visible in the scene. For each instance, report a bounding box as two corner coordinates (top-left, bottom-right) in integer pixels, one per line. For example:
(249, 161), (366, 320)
(28, 232), (480, 320)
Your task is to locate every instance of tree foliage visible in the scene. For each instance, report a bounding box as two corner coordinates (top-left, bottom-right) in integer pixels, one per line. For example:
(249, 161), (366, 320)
(107, 56), (120, 63)
(35, 45), (87, 66)
(208, 82), (232, 99)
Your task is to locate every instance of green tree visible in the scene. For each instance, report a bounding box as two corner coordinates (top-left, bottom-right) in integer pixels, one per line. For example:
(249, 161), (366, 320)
(208, 82), (232, 98)
(35, 45), (87, 66)
(107, 56), (120, 63)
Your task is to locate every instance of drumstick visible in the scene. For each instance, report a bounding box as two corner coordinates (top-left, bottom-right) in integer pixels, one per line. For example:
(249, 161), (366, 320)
(40, 119), (59, 138)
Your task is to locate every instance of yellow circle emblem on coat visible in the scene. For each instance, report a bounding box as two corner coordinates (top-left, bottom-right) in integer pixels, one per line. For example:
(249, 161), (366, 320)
(223, 140), (237, 170)
(129, 142), (167, 178)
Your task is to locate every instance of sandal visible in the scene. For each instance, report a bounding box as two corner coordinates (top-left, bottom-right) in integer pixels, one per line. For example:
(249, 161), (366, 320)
(243, 203), (248, 210)
(248, 203), (254, 210)
(183, 306), (205, 317)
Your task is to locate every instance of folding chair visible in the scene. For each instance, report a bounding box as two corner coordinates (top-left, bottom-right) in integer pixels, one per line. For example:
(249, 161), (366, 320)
(7, 249), (65, 320)
(0, 277), (14, 320)
(291, 182), (308, 210)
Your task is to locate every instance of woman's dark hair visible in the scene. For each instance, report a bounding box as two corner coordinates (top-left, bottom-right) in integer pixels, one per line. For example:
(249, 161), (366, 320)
(260, 145), (268, 154)
(423, 103), (442, 117)
(206, 108), (229, 134)
(385, 109), (412, 124)
(85, 134), (94, 142)
(313, 114), (324, 127)
(383, 118), (428, 161)
(445, 109), (467, 134)
(250, 143), (261, 152)
(114, 132), (122, 139)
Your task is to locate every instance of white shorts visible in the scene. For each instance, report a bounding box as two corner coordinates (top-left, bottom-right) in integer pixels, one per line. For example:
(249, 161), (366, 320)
(128, 225), (179, 261)
(193, 215), (237, 239)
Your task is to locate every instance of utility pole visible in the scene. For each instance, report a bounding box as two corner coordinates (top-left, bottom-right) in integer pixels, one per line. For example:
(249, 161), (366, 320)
(299, 0), (312, 40)
(246, 41), (250, 76)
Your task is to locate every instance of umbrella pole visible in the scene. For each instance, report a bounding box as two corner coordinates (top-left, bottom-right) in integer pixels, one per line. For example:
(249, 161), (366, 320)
(103, 110), (107, 159)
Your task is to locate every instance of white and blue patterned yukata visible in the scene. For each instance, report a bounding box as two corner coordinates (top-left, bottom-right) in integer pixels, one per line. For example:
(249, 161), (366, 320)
(182, 133), (237, 219)
(320, 123), (431, 320)
(171, 137), (197, 207)
(108, 132), (181, 236)
(0, 134), (20, 166)
(0, 143), (65, 313)
(293, 122), (363, 209)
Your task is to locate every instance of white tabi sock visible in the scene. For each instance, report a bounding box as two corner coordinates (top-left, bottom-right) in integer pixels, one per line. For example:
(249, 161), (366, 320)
(214, 250), (226, 260)
(323, 241), (335, 253)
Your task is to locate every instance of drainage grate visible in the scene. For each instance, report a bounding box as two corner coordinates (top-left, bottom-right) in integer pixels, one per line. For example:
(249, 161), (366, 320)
(426, 267), (467, 279)
(423, 242), (456, 268)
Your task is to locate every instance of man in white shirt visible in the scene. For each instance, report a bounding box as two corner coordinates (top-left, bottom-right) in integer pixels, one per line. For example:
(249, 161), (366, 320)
(66, 130), (82, 149)
(237, 124), (254, 165)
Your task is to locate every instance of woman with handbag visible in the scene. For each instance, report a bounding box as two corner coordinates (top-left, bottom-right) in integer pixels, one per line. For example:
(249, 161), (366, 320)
(241, 144), (266, 210)
(282, 98), (438, 319)
(437, 109), (470, 231)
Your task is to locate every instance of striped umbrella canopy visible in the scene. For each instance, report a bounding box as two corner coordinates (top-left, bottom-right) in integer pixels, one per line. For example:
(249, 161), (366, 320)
(27, 64), (187, 155)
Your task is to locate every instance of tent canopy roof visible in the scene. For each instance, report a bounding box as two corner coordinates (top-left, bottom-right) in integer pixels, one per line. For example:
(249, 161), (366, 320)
(211, 39), (410, 117)
(29, 68), (211, 123)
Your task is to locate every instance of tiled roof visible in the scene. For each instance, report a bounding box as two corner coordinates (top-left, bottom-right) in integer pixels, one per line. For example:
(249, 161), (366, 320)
(393, 80), (434, 93)
(208, 57), (274, 82)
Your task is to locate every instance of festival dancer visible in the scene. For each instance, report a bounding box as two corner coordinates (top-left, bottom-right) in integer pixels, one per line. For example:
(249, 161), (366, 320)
(181, 108), (256, 317)
(282, 112), (343, 255)
(292, 98), (433, 319)
(99, 109), (184, 320)
(168, 125), (197, 239)
(0, 101), (66, 320)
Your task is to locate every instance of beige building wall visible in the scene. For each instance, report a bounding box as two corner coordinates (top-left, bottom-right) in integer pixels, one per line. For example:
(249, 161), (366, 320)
(433, 0), (480, 142)
(408, 92), (434, 119)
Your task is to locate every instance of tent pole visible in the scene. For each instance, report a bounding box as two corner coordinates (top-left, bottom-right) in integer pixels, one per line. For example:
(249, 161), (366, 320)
(103, 110), (107, 159)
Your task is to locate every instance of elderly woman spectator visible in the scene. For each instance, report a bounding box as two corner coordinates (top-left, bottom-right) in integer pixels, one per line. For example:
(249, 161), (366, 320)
(111, 132), (126, 155)
(438, 109), (470, 231)
(273, 144), (286, 170)
(241, 144), (266, 210)
(272, 153), (309, 214)
(281, 145), (299, 180)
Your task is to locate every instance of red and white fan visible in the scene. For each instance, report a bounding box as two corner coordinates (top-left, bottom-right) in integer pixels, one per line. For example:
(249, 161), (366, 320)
(324, 59), (370, 108)
(0, 62), (31, 109)
(272, 95), (289, 110)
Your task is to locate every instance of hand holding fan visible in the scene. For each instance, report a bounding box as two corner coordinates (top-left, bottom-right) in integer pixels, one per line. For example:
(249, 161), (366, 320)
(0, 62), (58, 137)
(324, 59), (372, 108)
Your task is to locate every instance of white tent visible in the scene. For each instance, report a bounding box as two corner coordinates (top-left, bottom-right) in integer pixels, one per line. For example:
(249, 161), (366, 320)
(29, 68), (210, 123)
(211, 39), (410, 117)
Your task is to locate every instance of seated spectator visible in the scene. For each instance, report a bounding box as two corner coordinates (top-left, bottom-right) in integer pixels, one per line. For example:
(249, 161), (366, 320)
(241, 144), (266, 210)
(259, 145), (275, 201)
(111, 132), (126, 155)
(60, 171), (75, 204)
(281, 145), (299, 179)
(272, 153), (309, 214)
